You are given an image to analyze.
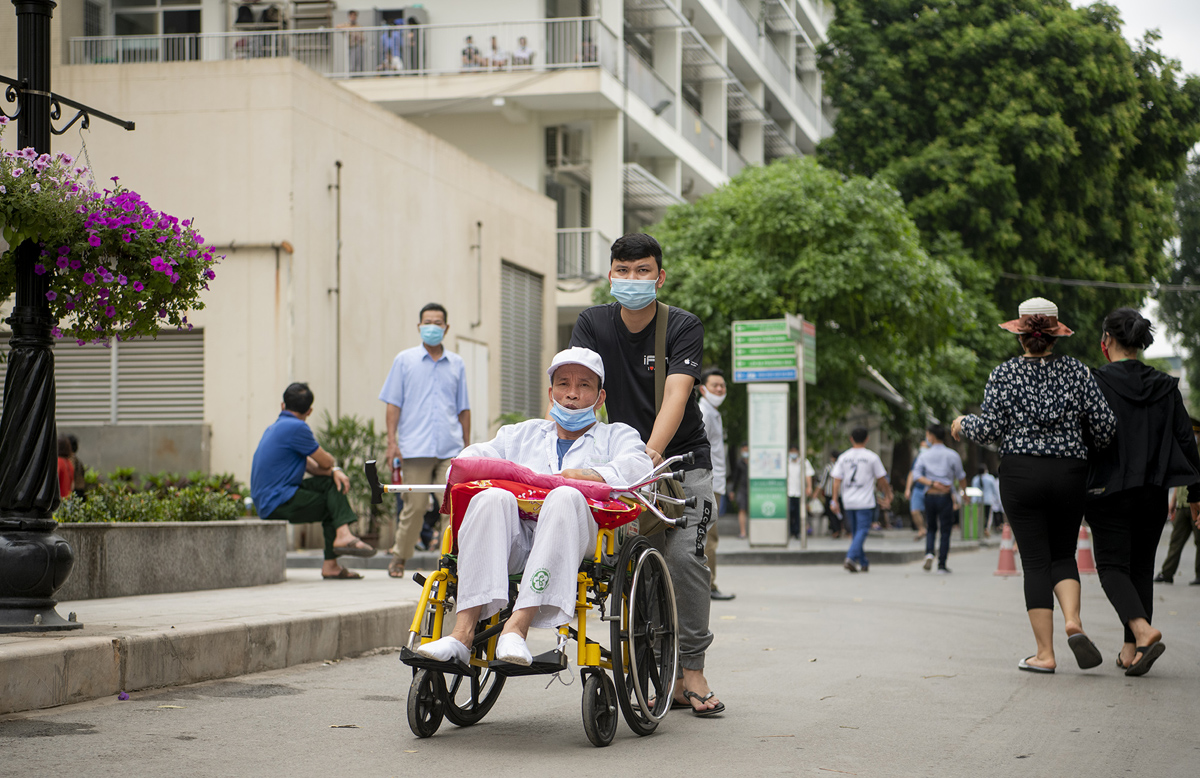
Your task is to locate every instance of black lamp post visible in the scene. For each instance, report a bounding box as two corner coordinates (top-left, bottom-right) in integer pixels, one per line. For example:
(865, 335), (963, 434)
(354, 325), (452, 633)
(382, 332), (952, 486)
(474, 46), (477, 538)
(0, 0), (132, 632)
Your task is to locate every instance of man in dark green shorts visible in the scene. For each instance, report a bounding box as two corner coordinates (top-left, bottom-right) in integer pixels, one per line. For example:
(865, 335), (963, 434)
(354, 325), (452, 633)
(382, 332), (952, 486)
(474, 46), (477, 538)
(251, 383), (376, 579)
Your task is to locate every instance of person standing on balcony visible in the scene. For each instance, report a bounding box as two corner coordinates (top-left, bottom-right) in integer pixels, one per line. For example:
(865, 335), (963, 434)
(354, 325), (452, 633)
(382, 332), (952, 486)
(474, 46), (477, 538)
(380, 303), (471, 580)
(338, 10), (365, 73)
(569, 233), (724, 717)
(462, 35), (484, 69)
(512, 36), (536, 67)
(488, 36), (509, 69)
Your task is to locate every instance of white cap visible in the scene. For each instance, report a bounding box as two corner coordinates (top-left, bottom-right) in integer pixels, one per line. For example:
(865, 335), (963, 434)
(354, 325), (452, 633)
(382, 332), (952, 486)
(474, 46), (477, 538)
(546, 347), (605, 384)
(1018, 297), (1058, 317)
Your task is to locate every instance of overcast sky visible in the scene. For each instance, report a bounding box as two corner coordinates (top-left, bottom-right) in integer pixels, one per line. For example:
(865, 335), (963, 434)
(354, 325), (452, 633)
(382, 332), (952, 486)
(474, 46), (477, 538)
(1072, 0), (1200, 76)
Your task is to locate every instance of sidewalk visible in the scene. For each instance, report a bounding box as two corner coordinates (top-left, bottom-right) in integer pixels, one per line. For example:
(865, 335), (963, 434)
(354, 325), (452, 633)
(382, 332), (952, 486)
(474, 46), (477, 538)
(287, 525), (994, 570)
(0, 570), (420, 716)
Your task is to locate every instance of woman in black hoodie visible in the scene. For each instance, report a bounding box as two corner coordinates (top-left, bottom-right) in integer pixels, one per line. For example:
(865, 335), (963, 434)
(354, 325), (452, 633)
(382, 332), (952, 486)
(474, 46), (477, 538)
(1086, 308), (1200, 677)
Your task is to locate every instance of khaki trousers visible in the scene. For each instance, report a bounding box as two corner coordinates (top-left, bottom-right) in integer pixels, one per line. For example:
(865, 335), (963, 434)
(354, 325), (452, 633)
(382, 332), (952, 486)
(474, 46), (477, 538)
(389, 457), (453, 560)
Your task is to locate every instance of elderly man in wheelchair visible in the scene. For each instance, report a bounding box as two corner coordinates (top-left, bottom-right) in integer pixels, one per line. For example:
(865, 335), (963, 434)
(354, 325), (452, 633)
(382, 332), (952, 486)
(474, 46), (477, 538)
(416, 346), (652, 668)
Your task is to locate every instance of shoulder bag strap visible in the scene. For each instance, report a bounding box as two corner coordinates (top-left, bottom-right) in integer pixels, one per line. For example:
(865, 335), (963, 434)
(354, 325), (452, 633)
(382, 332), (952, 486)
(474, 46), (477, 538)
(654, 301), (669, 414)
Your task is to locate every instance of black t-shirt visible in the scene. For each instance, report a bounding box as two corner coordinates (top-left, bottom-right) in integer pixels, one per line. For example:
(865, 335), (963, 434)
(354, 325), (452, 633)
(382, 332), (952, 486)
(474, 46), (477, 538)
(569, 302), (711, 471)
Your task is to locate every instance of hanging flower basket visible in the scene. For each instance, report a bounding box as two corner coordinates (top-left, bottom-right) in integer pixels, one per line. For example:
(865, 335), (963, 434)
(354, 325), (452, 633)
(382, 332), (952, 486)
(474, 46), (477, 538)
(0, 118), (220, 344)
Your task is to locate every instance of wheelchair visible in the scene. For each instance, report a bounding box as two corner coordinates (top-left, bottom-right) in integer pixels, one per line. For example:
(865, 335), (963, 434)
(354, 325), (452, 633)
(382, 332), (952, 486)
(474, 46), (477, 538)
(364, 453), (696, 747)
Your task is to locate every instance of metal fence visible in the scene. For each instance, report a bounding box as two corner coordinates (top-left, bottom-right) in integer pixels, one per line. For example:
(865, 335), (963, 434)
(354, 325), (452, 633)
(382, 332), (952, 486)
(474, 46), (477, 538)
(723, 0), (760, 48)
(762, 37), (792, 98)
(556, 228), (611, 280)
(70, 18), (620, 80)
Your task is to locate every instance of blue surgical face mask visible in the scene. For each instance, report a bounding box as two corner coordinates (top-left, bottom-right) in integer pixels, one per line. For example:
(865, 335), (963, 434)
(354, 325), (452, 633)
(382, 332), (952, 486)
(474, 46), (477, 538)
(550, 399), (597, 432)
(609, 278), (658, 311)
(419, 324), (445, 346)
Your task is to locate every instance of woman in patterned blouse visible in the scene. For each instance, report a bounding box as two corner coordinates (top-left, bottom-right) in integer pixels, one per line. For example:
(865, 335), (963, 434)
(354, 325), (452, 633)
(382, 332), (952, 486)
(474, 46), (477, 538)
(952, 298), (1116, 674)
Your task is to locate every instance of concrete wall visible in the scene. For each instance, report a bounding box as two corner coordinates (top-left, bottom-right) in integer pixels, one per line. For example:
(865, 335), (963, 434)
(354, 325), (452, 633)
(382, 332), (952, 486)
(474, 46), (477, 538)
(62, 424), (212, 478)
(48, 58), (558, 486)
(55, 520), (286, 600)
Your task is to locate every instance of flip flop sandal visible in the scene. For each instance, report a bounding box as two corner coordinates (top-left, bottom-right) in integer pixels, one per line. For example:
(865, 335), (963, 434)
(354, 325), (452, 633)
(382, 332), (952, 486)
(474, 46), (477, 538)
(332, 541), (377, 558)
(1018, 656), (1055, 674)
(684, 690), (726, 717)
(322, 568), (363, 580)
(1067, 633), (1103, 670)
(388, 556), (406, 579)
(1124, 642), (1166, 677)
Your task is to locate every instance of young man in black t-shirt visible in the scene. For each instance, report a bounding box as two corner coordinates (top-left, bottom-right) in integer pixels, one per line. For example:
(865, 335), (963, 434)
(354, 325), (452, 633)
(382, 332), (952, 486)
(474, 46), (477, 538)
(569, 233), (724, 717)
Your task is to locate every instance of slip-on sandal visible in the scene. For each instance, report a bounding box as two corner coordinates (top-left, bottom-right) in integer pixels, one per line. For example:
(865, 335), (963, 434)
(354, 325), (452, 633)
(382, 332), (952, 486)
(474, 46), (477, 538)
(332, 541), (377, 558)
(322, 568), (363, 580)
(684, 690), (725, 717)
(1124, 642), (1166, 677)
(1018, 656), (1055, 674)
(1067, 633), (1103, 670)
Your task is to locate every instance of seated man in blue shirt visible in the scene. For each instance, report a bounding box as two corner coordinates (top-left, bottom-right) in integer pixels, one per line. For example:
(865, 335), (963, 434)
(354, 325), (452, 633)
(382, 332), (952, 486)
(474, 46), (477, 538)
(251, 383), (377, 580)
(912, 423), (967, 574)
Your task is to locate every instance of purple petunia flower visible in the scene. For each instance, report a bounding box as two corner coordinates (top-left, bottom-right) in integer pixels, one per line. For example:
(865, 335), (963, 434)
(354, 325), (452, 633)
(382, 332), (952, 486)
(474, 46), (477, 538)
(69, 259), (81, 270)
(158, 309), (167, 318)
(105, 306), (116, 318)
(30, 182), (40, 193)
(46, 291), (57, 301)
(87, 234), (101, 247)
(34, 263), (46, 275)
(64, 300), (75, 311)
(12, 167), (23, 177)
(76, 339), (85, 346)
(57, 245), (70, 255)
(132, 281), (144, 292)
(117, 274), (128, 286)
(56, 257), (68, 270)
(82, 272), (95, 285)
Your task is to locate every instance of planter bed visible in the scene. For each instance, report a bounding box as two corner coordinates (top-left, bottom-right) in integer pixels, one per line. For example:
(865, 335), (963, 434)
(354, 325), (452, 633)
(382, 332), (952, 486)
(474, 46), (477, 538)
(54, 520), (286, 601)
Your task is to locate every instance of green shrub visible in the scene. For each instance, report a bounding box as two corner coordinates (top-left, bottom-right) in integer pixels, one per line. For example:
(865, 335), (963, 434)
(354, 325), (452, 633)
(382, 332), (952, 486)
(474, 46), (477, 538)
(317, 412), (388, 534)
(55, 484), (242, 524)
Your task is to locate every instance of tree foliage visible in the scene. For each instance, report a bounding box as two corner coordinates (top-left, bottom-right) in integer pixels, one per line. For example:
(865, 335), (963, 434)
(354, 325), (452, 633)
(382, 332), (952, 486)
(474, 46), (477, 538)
(1158, 156), (1200, 412)
(656, 157), (981, 451)
(819, 0), (1200, 356)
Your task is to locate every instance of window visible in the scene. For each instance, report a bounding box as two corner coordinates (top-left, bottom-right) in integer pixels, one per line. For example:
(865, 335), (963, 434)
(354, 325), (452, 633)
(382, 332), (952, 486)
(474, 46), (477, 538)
(500, 262), (544, 420)
(112, 0), (202, 61)
(0, 331), (204, 425)
(85, 0), (103, 37)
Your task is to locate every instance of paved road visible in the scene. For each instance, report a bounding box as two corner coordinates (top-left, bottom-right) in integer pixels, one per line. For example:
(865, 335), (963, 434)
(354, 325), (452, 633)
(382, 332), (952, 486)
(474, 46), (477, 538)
(2, 541), (1197, 777)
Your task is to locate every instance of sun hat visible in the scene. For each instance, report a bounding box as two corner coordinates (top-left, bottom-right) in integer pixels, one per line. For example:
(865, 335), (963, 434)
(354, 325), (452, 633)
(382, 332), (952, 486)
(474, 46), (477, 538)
(999, 297), (1074, 337)
(546, 347), (605, 383)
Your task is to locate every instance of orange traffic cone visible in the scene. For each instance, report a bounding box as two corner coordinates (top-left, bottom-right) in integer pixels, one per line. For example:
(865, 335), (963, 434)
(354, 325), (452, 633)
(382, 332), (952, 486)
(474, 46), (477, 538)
(1076, 525), (1097, 575)
(994, 523), (1020, 576)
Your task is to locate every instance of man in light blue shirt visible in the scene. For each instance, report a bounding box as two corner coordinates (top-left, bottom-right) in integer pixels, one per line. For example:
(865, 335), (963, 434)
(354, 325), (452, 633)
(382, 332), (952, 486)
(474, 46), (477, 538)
(380, 303), (471, 578)
(913, 424), (967, 574)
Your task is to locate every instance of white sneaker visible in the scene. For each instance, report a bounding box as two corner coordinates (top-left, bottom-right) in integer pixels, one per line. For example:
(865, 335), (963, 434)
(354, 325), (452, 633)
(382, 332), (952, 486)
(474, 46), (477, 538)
(496, 632), (532, 666)
(415, 636), (470, 665)
(843, 558), (860, 573)
(923, 554), (934, 571)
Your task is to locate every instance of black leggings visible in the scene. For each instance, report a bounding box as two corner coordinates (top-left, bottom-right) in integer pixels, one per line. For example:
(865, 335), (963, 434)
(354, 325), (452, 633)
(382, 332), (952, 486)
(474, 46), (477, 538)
(1086, 485), (1169, 644)
(998, 455), (1088, 611)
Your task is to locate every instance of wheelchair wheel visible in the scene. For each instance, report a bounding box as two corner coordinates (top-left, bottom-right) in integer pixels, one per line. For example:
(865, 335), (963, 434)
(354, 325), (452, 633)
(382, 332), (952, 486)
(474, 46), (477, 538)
(610, 538), (679, 736)
(442, 642), (505, 727)
(407, 669), (444, 738)
(581, 672), (618, 748)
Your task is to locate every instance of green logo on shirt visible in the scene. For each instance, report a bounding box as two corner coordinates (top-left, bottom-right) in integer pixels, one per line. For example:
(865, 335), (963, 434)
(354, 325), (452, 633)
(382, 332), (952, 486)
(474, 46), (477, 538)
(530, 568), (551, 592)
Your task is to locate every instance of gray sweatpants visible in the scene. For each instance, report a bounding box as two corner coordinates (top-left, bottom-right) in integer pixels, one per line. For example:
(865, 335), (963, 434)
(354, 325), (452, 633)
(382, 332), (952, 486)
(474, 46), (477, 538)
(644, 467), (715, 671)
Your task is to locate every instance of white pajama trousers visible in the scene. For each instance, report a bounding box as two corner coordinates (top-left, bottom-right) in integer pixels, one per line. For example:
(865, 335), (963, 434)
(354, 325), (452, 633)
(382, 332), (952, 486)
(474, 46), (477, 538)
(455, 486), (598, 630)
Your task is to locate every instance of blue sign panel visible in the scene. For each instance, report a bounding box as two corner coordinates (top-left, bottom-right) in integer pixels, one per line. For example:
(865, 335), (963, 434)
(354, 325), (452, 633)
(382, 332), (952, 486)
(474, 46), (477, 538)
(734, 368), (799, 382)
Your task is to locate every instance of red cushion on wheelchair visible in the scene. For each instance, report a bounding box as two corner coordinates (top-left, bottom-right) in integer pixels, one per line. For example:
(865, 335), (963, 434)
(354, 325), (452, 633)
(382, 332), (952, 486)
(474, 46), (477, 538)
(440, 458), (643, 543)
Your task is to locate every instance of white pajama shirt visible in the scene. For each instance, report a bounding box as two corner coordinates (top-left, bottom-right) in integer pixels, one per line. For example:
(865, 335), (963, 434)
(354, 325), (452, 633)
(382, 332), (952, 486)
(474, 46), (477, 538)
(454, 419), (652, 629)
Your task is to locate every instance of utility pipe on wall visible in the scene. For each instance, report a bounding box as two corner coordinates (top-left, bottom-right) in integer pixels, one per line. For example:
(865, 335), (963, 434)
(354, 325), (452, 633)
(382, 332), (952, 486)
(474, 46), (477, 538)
(329, 161), (343, 416)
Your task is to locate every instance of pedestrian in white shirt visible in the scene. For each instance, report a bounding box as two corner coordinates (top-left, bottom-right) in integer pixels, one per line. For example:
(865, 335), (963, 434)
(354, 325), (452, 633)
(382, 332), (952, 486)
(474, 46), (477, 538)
(416, 347), (652, 667)
(831, 427), (893, 573)
(698, 368), (734, 600)
(787, 445), (815, 539)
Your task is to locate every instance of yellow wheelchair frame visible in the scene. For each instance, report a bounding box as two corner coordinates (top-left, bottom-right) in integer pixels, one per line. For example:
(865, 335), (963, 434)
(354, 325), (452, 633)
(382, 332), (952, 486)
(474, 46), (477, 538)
(401, 520), (679, 747)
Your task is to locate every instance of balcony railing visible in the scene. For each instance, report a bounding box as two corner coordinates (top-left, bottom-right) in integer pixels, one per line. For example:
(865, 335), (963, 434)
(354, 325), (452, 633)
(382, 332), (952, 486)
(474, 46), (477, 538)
(557, 228), (611, 280)
(762, 37), (792, 98)
(625, 44), (676, 125)
(794, 79), (821, 130)
(724, 0), (760, 49)
(682, 102), (723, 168)
(70, 17), (620, 80)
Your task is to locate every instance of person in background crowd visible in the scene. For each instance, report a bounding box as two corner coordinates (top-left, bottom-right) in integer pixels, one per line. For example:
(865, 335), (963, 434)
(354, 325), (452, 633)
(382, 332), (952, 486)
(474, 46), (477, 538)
(380, 303), (471, 580)
(818, 450), (842, 538)
(1085, 308), (1200, 677)
(786, 444), (814, 539)
(1157, 472), (1200, 585)
(732, 443), (749, 539)
(953, 297), (1115, 674)
(698, 368), (735, 601)
(971, 464), (1001, 537)
(68, 434), (87, 499)
(56, 435), (73, 500)
(904, 439), (930, 540)
(831, 428), (892, 573)
(913, 424), (966, 574)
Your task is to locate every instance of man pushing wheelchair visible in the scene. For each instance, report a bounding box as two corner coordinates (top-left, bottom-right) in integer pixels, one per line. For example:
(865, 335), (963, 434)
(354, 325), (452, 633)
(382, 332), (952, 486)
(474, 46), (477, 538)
(415, 347), (652, 667)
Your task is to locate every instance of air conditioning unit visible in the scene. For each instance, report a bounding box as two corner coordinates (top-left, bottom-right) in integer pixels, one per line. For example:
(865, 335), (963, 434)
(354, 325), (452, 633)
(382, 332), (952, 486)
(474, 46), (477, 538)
(545, 126), (586, 169)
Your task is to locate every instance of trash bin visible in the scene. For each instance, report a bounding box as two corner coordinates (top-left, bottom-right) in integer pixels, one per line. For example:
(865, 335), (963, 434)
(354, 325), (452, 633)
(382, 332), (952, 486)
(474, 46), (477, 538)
(961, 486), (983, 540)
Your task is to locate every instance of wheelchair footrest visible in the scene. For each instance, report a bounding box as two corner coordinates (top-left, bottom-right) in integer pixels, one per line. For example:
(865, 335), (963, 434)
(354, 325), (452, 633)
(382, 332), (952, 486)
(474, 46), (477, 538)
(399, 646), (473, 676)
(488, 649), (569, 677)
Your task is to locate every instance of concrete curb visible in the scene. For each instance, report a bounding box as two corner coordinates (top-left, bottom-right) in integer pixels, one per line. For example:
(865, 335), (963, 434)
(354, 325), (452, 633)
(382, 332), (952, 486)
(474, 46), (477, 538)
(0, 602), (416, 716)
